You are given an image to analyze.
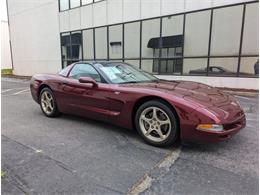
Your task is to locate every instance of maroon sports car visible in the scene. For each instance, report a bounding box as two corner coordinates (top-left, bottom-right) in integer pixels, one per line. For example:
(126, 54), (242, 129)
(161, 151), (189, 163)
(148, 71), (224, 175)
(30, 62), (246, 146)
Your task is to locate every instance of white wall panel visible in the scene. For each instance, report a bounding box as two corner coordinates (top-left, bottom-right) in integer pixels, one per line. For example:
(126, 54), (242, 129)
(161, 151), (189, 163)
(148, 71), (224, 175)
(59, 11), (70, 32)
(1, 21), (12, 69)
(161, 0), (185, 15)
(212, 0), (250, 7)
(81, 5), (93, 29)
(123, 0), (140, 22)
(185, 0), (212, 12)
(107, 0), (123, 24)
(93, 1), (107, 26)
(8, 0), (61, 75)
(141, 0), (161, 19)
(69, 8), (81, 31)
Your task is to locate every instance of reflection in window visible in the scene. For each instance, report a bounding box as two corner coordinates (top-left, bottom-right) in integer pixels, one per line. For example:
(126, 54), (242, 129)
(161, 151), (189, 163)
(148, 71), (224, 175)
(242, 3), (259, 55)
(209, 58), (238, 77)
(60, 0), (69, 11)
(61, 33), (71, 60)
(95, 27), (107, 59)
(71, 31), (82, 60)
(240, 57), (259, 77)
(211, 6), (243, 55)
(61, 32), (82, 61)
(109, 25), (122, 59)
(183, 58), (207, 75)
(184, 10), (210, 56)
(70, 0), (81, 8)
(125, 22), (140, 58)
(83, 29), (94, 60)
(142, 19), (160, 58)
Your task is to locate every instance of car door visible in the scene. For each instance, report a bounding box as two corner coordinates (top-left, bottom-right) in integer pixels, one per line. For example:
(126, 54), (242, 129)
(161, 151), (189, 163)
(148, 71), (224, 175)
(60, 63), (113, 122)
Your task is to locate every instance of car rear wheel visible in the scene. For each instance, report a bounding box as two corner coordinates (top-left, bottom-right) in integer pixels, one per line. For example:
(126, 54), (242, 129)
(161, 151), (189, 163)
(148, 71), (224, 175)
(40, 87), (60, 117)
(135, 100), (179, 147)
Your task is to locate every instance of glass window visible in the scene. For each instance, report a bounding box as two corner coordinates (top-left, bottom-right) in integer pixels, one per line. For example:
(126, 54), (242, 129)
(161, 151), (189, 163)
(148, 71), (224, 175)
(209, 58), (238, 76)
(242, 3), (259, 55)
(240, 57), (259, 77)
(184, 10), (210, 56)
(183, 58), (208, 75)
(98, 63), (158, 84)
(142, 19), (160, 58)
(69, 63), (101, 81)
(109, 25), (122, 59)
(141, 60), (158, 74)
(124, 60), (140, 67)
(211, 6), (243, 56)
(94, 0), (103, 2)
(83, 29), (94, 60)
(159, 59), (183, 74)
(95, 27), (107, 59)
(59, 64), (74, 76)
(71, 31), (82, 60)
(70, 0), (80, 8)
(162, 15), (183, 37)
(60, 0), (69, 11)
(125, 22), (140, 58)
(61, 33), (71, 60)
(82, 0), (93, 5)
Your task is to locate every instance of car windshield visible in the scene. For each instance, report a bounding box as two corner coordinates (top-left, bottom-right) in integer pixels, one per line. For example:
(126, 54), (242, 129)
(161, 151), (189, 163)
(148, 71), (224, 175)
(98, 63), (159, 84)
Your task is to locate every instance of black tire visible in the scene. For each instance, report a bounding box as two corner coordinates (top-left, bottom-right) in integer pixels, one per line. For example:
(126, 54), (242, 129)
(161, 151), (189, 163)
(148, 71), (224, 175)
(39, 87), (60, 117)
(135, 100), (179, 147)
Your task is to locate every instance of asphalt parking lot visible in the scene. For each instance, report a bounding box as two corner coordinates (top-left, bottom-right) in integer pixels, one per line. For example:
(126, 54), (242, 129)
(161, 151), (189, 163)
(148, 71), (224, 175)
(1, 77), (259, 195)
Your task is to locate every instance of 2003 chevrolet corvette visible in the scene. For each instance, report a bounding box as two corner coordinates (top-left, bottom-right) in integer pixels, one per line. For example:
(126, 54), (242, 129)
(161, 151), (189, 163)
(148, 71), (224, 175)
(30, 62), (246, 147)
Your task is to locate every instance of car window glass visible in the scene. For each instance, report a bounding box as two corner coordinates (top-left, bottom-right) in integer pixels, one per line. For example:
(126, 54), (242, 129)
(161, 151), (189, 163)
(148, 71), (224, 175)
(59, 64), (73, 76)
(69, 63), (101, 82)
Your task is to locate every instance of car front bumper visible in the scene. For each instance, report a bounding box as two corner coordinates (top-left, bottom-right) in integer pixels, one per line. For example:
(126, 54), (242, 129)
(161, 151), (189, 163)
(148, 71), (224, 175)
(181, 114), (246, 142)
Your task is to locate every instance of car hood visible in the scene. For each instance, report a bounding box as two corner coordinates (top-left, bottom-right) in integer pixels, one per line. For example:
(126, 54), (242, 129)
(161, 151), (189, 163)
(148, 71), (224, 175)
(121, 80), (244, 123)
(122, 79), (239, 108)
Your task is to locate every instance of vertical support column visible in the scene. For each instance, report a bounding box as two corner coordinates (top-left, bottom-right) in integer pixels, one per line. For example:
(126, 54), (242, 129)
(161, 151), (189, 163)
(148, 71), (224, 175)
(107, 26), (110, 60)
(181, 14), (186, 75)
(93, 28), (96, 60)
(158, 17), (163, 75)
(139, 21), (142, 69)
(237, 4), (246, 77)
(122, 23), (125, 62)
(206, 9), (214, 76)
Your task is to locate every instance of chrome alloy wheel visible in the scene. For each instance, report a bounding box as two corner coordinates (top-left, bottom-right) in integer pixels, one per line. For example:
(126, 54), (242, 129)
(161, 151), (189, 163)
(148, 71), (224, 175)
(139, 106), (172, 142)
(41, 91), (54, 115)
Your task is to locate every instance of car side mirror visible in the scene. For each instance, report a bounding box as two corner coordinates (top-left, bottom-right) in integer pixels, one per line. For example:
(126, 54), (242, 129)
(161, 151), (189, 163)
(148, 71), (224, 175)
(78, 77), (98, 88)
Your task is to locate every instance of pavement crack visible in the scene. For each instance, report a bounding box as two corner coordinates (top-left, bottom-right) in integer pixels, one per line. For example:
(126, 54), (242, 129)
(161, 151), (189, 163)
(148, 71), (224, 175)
(127, 146), (181, 195)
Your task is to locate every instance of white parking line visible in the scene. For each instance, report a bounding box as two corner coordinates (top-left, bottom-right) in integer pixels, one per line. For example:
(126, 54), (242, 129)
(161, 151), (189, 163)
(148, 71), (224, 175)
(13, 88), (30, 95)
(1, 89), (13, 93)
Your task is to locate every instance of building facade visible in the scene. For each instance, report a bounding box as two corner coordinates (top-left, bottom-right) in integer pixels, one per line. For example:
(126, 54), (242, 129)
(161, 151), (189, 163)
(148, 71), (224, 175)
(7, 0), (259, 89)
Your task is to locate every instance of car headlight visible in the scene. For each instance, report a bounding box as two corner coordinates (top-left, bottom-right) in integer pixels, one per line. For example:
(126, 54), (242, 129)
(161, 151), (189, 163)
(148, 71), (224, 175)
(196, 124), (223, 132)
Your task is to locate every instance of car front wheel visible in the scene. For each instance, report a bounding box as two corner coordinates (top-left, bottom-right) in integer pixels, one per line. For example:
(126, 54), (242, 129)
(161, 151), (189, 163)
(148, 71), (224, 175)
(40, 87), (60, 117)
(135, 100), (179, 147)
